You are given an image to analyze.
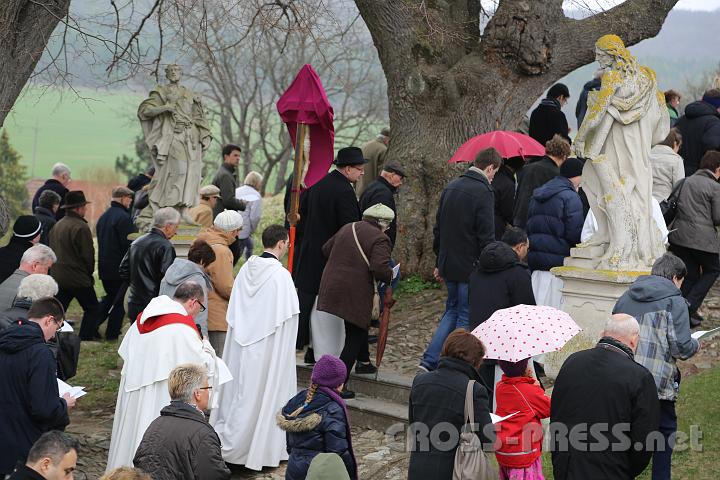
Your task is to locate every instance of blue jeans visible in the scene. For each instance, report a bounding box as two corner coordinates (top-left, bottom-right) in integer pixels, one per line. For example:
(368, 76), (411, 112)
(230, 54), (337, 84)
(420, 281), (469, 370)
(652, 400), (677, 480)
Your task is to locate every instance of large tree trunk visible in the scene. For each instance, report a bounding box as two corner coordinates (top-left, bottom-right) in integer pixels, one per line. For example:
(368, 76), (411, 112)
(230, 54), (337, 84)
(355, 0), (679, 277)
(0, 0), (71, 127)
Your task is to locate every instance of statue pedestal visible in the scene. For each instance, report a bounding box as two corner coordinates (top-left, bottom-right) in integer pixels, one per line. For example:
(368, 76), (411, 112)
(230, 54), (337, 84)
(171, 224), (201, 259)
(544, 257), (648, 377)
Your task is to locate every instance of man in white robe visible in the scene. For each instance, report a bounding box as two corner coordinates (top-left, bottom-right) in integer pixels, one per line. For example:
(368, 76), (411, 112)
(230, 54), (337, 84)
(211, 225), (299, 470)
(106, 281), (229, 471)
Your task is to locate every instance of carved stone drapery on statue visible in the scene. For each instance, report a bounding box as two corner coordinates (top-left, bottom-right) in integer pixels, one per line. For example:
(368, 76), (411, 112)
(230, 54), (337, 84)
(574, 35), (670, 271)
(138, 64), (212, 221)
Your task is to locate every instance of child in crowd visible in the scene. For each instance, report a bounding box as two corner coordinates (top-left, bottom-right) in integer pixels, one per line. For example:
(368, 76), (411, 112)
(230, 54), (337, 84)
(277, 355), (357, 480)
(494, 357), (551, 480)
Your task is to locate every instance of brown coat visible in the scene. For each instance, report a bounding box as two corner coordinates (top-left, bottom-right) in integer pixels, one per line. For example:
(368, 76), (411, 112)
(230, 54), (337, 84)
(317, 220), (392, 329)
(190, 201), (214, 229)
(49, 210), (95, 289)
(356, 139), (387, 196)
(196, 227), (236, 332)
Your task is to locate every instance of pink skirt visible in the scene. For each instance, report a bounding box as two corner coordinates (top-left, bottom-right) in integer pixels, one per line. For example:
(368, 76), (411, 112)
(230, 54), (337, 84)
(498, 457), (544, 480)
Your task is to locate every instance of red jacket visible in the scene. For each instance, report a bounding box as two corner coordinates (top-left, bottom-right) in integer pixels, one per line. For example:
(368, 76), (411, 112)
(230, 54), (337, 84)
(494, 375), (551, 468)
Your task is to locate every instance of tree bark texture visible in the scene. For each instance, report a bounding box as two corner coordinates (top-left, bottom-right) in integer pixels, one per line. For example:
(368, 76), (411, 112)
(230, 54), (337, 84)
(355, 0), (679, 277)
(0, 195), (9, 237)
(0, 0), (71, 127)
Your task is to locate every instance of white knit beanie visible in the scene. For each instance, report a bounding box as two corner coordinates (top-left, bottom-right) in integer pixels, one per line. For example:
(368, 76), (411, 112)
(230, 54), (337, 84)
(214, 210), (244, 231)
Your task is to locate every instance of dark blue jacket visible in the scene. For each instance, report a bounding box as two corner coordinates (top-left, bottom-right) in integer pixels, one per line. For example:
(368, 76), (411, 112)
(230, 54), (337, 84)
(0, 322), (69, 474)
(433, 169), (495, 283)
(96, 201), (137, 280)
(278, 390), (356, 480)
(526, 176), (583, 271)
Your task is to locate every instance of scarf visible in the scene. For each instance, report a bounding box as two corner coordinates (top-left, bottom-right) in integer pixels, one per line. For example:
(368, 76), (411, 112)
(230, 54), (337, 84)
(318, 386), (357, 477)
(136, 312), (200, 337)
(596, 336), (634, 360)
(540, 97), (562, 109)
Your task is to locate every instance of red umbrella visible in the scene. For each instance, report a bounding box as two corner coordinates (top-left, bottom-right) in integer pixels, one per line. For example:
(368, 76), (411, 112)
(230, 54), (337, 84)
(448, 130), (545, 163)
(277, 65), (334, 273)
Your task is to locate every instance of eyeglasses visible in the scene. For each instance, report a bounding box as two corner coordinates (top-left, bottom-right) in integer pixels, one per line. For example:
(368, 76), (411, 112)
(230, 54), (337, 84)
(198, 386), (213, 390)
(196, 299), (207, 312)
(350, 166), (365, 172)
(50, 316), (63, 328)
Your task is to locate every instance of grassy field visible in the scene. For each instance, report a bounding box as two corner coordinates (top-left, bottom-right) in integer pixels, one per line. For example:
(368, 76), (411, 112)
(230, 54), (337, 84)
(4, 87), (143, 180)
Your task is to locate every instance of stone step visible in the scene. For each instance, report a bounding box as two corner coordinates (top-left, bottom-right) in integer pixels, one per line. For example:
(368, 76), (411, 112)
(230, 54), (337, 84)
(296, 363), (412, 403)
(344, 393), (408, 431)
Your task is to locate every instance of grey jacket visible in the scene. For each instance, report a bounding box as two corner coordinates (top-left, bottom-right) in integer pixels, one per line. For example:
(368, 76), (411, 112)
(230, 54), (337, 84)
(159, 259), (212, 336)
(668, 168), (720, 253)
(650, 145), (685, 202)
(0, 270), (28, 313)
(614, 275), (698, 401)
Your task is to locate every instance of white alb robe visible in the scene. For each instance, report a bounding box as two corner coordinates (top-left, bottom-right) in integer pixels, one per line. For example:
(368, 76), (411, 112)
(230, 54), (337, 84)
(210, 255), (299, 470)
(106, 296), (228, 471)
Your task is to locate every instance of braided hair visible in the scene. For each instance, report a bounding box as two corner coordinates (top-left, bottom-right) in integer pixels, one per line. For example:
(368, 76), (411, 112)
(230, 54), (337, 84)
(289, 383), (318, 418)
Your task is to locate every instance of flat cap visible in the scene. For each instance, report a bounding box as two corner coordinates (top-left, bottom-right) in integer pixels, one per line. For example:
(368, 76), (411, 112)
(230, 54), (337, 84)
(199, 185), (221, 197)
(362, 203), (395, 222)
(383, 161), (406, 178)
(112, 186), (134, 198)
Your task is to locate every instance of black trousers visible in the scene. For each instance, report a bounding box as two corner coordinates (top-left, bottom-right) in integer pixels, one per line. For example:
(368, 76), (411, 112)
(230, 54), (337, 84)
(340, 322), (368, 384)
(296, 290), (315, 350)
(56, 286), (100, 340)
(98, 277), (126, 340)
(670, 244), (720, 314)
(128, 302), (144, 323)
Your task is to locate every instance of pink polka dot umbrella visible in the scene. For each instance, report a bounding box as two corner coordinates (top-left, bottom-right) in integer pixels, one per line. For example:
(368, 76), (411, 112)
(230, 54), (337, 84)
(470, 304), (581, 362)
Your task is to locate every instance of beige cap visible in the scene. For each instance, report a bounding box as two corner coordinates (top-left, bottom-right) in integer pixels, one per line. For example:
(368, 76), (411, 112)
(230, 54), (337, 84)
(362, 203), (395, 222)
(112, 186), (134, 198)
(199, 185), (221, 198)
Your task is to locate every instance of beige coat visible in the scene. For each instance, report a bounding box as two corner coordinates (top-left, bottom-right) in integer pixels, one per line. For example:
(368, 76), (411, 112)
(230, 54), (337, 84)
(196, 227), (236, 332)
(356, 139), (387, 196)
(650, 145), (685, 201)
(189, 201), (214, 229)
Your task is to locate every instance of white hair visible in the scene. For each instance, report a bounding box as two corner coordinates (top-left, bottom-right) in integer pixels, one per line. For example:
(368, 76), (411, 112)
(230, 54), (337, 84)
(20, 244), (57, 266)
(602, 314), (639, 341)
(153, 207), (181, 227)
(17, 274), (59, 300)
(51, 163), (71, 177)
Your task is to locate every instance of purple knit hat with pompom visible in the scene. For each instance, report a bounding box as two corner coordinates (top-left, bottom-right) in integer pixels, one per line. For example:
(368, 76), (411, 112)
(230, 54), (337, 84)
(311, 355), (347, 388)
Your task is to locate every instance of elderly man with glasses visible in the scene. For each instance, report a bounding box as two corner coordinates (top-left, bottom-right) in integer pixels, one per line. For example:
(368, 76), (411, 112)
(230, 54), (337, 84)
(0, 297), (76, 476)
(106, 281), (229, 472)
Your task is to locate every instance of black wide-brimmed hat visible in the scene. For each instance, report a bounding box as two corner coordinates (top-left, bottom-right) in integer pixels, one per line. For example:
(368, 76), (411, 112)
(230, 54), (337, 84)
(333, 147), (367, 167)
(61, 191), (91, 209)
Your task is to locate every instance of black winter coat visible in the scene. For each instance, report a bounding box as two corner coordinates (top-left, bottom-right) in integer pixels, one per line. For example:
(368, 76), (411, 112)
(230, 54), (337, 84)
(469, 242), (535, 331)
(676, 100), (720, 176)
(295, 170), (360, 294)
(279, 390), (356, 480)
(526, 176), (584, 271)
(0, 238), (33, 285)
(0, 322), (69, 474)
(550, 337), (660, 480)
(529, 98), (571, 147)
(34, 207), (57, 246)
(359, 176), (398, 248)
(133, 401), (231, 480)
(408, 356), (493, 480)
(575, 78), (601, 128)
(31, 179), (68, 220)
(211, 163), (246, 217)
(119, 228), (176, 312)
(491, 165), (516, 240)
(513, 157), (560, 228)
(433, 169), (495, 283)
(96, 202), (137, 280)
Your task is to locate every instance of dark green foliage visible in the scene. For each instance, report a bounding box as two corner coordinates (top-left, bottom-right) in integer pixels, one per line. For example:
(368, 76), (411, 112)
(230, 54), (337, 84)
(0, 130), (28, 218)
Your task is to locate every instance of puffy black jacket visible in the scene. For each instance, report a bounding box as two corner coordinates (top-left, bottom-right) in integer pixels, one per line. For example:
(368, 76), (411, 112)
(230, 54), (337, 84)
(278, 390), (356, 480)
(676, 100), (720, 176)
(433, 169), (495, 283)
(469, 242), (535, 331)
(529, 98), (571, 147)
(576, 78), (601, 128)
(119, 228), (176, 313)
(491, 165), (516, 240)
(526, 176), (584, 271)
(359, 176), (398, 249)
(513, 157), (560, 228)
(0, 322), (69, 475)
(31, 179), (68, 220)
(0, 238), (33, 285)
(96, 202), (137, 280)
(34, 207), (57, 246)
(133, 401), (230, 480)
(408, 356), (493, 480)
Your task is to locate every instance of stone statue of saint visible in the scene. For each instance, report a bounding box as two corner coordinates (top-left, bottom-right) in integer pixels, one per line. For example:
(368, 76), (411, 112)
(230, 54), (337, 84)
(138, 64), (213, 222)
(574, 35), (670, 271)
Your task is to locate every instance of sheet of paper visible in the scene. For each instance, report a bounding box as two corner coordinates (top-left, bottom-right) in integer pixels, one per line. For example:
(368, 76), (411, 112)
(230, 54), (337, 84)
(691, 326), (720, 340)
(216, 358), (233, 385)
(392, 263), (401, 280)
(57, 379), (86, 398)
(490, 411), (518, 424)
(60, 321), (73, 333)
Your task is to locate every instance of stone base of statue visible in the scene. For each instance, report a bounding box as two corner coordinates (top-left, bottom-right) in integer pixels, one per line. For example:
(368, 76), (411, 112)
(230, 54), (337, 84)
(171, 224), (201, 259)
(543, 247), (648, 377)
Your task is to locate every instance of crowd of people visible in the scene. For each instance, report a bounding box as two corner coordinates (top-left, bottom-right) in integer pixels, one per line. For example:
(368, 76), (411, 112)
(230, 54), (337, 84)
(0, 76), (717, 480)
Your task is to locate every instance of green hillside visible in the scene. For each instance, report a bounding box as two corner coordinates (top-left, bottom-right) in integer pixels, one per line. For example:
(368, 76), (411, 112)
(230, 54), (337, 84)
(3, 87), (143, 180)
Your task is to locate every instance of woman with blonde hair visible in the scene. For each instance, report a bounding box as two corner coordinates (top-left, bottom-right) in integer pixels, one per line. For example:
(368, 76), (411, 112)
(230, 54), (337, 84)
(235, 171), (264, 260)
(99, 467), (151, 480)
